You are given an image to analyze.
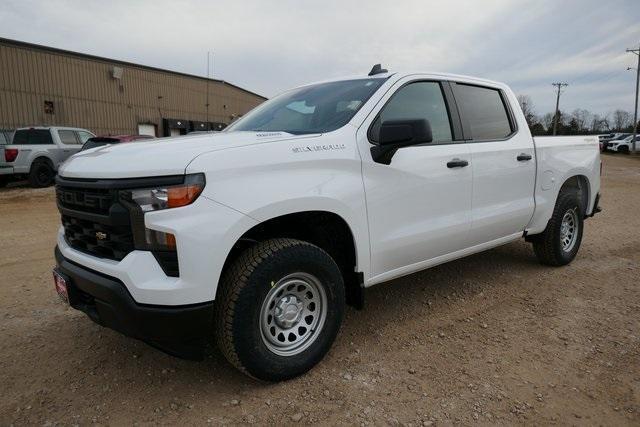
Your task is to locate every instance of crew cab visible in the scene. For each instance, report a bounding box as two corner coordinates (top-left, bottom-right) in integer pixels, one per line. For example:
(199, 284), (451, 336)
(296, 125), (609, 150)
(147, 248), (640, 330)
(0, 126), (94, 187)
(53, 67), (601, 381)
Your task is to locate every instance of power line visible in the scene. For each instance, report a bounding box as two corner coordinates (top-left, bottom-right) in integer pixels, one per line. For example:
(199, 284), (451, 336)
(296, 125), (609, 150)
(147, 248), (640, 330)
(551, 82), (568, 135)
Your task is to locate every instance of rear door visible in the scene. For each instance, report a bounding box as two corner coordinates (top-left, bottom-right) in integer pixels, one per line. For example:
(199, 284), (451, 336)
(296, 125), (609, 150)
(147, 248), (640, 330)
(57, 129), (81, 164)
(359, 78), (473, 281)
(451, 82), (536, 245)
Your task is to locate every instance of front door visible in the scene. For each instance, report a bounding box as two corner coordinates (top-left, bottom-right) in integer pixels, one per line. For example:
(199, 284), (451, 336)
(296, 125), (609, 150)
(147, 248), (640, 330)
(359, 80), (473, 281)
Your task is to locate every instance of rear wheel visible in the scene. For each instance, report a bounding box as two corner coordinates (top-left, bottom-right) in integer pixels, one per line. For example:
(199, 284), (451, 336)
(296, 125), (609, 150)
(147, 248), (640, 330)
(532, 189), (584, 266)
(28, 160), (54, 187)
(214, 238), (345, 381)
(0, 175), (9, 188)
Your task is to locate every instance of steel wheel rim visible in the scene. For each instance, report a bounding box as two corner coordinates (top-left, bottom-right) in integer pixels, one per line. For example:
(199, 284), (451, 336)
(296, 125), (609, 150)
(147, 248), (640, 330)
(560, 208), (578, 252)
(259, 272), (328, 356)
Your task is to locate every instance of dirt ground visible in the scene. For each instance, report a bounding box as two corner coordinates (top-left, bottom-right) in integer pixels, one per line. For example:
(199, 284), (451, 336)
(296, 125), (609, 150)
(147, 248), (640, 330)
(0, 154), (639, 426)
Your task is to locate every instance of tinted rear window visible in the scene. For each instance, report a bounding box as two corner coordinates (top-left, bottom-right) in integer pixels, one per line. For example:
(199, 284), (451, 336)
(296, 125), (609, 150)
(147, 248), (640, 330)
(0, 131), (12, 144)
(454, 84), (513, 140)
(13, 129), (54, 145)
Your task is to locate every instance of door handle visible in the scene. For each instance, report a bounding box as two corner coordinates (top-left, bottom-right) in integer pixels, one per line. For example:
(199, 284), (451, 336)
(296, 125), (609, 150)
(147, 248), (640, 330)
(517, 153), (532, 161)
(447, 158), (469, 168)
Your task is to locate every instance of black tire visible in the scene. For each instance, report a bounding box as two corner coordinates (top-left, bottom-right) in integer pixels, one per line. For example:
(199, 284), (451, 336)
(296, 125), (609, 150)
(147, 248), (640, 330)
(0, 175), (9, 188)
(214, 238), (345, 381)
(28, 160), (54, 187)
(532, 189), (584, 266)
(618, 145), (629, 154)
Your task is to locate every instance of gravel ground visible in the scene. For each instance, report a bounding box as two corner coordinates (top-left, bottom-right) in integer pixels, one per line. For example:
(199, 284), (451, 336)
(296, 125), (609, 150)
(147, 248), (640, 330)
(1, 154), (639, 425)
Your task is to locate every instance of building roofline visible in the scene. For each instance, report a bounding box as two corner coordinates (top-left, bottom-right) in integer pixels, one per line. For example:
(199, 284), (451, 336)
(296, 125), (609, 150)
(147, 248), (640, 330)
(0, 37), (267, 100)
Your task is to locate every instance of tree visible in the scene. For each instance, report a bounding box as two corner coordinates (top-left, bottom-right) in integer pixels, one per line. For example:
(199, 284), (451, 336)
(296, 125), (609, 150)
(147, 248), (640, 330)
(590, 114), (609, 133)
(517, 95), (538, 128)
(570, 109), (592, 134)
(541, 112), (555, 132)
(612, 110), (632, 131)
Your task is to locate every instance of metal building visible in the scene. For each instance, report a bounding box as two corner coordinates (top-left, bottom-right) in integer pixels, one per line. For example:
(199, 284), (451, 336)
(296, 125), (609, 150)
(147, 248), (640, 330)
(0, 37), (266, 137)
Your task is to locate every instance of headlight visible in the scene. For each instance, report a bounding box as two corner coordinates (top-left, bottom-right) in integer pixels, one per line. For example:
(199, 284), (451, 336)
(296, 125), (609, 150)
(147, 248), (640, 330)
(123, 173), (205, 212)
(119, 174), (206, 274)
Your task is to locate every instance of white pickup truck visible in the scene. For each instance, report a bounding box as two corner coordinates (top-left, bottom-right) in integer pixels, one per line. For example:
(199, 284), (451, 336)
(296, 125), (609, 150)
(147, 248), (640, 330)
(53, 67), (601, 381)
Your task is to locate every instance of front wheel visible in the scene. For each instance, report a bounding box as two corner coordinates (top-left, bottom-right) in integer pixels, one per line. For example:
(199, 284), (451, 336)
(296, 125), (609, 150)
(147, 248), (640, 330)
(532, 189), (584, 266)
(214, 238), (345, 381)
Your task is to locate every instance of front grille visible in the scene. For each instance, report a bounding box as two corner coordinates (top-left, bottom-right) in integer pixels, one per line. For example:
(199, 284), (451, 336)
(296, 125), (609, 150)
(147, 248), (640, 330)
(57, 183), (134, 261)
(61, 214), (134, 261)
(56, 186), (113, 215)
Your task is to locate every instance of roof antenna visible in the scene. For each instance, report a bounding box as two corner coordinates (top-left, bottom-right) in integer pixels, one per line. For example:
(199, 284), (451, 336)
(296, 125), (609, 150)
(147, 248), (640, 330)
(368, 64), (388, 76)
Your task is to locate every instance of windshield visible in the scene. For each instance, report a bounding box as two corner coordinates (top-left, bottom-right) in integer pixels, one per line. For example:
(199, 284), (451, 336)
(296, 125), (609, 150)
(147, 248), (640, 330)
(227, 78), (387, 134)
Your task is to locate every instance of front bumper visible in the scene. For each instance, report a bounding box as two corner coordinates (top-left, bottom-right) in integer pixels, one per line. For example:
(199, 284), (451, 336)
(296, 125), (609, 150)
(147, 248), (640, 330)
(55, 246), (213, 359)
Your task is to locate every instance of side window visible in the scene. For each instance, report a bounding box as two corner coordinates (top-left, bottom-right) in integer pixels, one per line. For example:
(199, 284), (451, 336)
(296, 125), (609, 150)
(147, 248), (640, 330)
(76, 131), (94, 144)
(58, 130), (78, 145)
(370, 82), (452, 143)
(454, 84), (513, 140)
(12, 129), (54, 145)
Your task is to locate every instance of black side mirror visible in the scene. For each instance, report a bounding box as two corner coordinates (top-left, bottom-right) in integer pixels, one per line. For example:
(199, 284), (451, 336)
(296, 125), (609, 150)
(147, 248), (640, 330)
(372, 119), (432, 164)
(379, 119), (432, 145)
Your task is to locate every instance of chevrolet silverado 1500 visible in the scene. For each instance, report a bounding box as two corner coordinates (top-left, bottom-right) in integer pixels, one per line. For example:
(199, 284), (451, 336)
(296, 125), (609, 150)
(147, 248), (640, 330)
(53, 66), (601, 381)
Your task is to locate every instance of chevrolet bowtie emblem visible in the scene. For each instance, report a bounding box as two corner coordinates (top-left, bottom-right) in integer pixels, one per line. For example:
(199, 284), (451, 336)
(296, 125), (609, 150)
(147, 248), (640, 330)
(95, 231), (108, 240)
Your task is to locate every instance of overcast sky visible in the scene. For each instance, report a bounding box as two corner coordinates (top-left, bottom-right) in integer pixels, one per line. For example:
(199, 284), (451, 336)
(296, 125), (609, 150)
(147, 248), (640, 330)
(2, 0), (640, 116)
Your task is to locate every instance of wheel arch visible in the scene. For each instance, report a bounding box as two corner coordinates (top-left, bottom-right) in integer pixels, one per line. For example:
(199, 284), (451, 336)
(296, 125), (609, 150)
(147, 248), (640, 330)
(219, 209), (365, 308)
(30, 154), (56, 171)
(558, 174), (590, 216)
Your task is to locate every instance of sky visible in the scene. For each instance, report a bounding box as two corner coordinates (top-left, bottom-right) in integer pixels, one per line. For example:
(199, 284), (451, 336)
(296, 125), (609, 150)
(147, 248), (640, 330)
(2, 0), (640, 117)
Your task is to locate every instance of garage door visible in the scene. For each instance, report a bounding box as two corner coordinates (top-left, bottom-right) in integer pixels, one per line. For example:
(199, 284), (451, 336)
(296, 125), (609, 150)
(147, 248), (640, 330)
(137, 124), (156, 136)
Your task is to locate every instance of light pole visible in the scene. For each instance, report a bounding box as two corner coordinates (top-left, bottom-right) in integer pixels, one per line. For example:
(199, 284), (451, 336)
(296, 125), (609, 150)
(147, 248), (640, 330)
(627, 45), (640, 153)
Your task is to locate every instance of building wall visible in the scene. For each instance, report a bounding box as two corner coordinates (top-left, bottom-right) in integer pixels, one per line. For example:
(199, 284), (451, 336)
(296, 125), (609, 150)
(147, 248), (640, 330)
(0, 39), (266, 136)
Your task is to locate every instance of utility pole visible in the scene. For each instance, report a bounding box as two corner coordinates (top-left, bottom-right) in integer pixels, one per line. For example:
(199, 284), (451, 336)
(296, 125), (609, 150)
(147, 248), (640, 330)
(627, 44), (640, 153)
(551, 82), (568, 135)
(206, 51), (211, 124)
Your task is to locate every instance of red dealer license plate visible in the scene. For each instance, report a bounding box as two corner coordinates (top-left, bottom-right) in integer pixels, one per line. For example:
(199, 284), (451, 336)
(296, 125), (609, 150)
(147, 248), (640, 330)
(53, 269), (69, 304)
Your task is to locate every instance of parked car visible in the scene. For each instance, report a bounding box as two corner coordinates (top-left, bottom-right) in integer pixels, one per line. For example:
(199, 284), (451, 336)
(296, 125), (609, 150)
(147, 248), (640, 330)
(81, 134), (155, 151)
(602, 133), (631, 151)
(53, 67), (601, 381)
(0, 126), (94, 187)
(598, 133), (615, 151)
(608, 134), (640, 153)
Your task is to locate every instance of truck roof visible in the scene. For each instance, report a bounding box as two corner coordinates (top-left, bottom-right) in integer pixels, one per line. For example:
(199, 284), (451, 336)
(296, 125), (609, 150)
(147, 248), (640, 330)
(297, 70), (508, 91)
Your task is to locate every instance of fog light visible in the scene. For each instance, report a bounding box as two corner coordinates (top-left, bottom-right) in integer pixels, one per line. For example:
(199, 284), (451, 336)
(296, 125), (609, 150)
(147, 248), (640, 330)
(145, 229), (176, 251)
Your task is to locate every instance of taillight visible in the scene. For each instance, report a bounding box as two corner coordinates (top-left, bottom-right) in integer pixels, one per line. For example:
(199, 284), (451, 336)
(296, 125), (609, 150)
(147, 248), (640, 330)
(4, 148), (18, 162)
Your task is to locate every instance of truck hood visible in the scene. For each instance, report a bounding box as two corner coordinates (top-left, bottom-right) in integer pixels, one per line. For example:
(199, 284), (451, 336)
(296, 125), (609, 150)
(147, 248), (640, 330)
(59, 131), (316, 179)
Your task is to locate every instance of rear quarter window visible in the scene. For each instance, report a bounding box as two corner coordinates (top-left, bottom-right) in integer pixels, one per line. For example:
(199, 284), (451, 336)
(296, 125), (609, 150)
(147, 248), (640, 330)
(12, 129), (54, 145)
(454, 84), (513, 140)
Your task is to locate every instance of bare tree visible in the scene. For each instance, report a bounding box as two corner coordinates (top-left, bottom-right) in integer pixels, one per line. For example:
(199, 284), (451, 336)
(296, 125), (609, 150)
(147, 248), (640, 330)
(571, 109), (592, 133)
(541, 112), (555, 131)
(612, 110), (632, 131)
(517, 95), (538, 128)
